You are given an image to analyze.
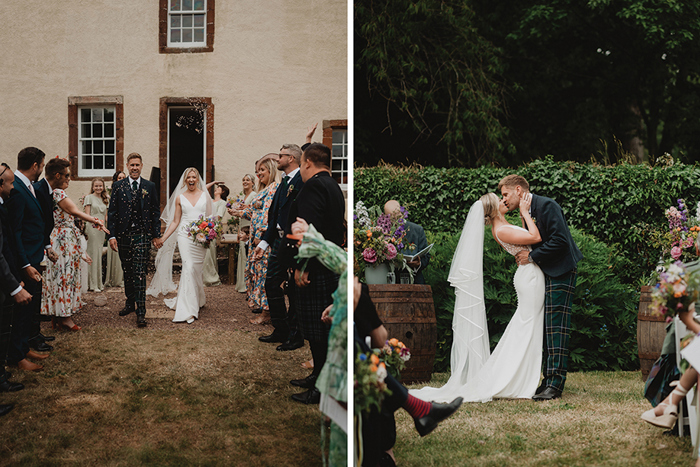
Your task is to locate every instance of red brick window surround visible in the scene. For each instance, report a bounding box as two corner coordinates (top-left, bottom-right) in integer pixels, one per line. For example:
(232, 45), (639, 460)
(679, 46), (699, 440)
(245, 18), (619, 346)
(322, 119), (348, 190)
(159, 0), (214, 54)
(68, 96), (124, 181)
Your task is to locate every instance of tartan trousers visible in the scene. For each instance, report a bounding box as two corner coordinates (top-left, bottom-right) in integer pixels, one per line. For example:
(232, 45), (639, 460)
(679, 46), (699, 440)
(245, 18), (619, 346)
(118, 231), (150, 316)
(542, 269), (577, 392)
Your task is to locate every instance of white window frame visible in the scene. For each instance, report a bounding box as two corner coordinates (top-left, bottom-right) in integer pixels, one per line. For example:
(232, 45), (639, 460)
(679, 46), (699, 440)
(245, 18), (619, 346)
(331, 128), (348, 190)
(167, 0), (207, 48)
(78, 106), (117, 177)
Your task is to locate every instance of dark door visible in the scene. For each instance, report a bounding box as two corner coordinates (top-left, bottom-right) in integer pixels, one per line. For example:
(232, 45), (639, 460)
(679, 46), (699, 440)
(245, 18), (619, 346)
(168, 106), (205, 196)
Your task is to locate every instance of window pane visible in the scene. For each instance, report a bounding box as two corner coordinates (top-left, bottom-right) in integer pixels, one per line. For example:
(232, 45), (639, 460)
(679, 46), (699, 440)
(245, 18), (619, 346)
(94, 140), (104, 154)
(332, 160), (342, 171)
(183, 0), (192, 11)
(105, 140), (115, 155)
(82, 141), (92, 155)
(83, 155), (92, 170)
(92, 109), (102, 122)
(104, 109), (114, 122)
(194, 0), (205, 11)
(171, 29), (181, 42)
(183, 29), (192, 42)
(332, 146), (345, 157)
(332, 129), (346, 144)
(104, 124), (114, 138)
(94, 155), (103, 170)
(81, 108), (91, 122)
(194, 29), (204, 42)
(170, 0), (181, 11)
(93, 124), (103, 138)
(194, 14), (204, 27)
(171, 15), (181, 27)
(81, 123), (91, 138)
(105, 155), (115, 170)
(184, 15), (193, 28)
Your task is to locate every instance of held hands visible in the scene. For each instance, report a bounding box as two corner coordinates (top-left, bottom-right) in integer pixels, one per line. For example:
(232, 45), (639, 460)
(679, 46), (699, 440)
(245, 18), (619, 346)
(295, 269), (310, 287)
(153, 237), (164, 249)
(23, 266), (42, 283)
(253, 246), (264, 261)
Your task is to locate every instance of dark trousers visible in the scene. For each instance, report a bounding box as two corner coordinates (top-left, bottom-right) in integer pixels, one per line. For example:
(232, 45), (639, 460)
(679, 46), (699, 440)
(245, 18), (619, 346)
(7, 275), (40, 365)
(118, 231), (150, 316)
(265, 237), (297, 338)
(542, 269), (578, 391)
(0, 293), (14, 382)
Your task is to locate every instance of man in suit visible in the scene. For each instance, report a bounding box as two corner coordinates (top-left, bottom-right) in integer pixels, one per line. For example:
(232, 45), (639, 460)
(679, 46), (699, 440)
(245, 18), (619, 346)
(384, 200), (431, 284)
(286, 143), (345, 404)
(107, 153), (162, 328)
(6, 147), (50, 371)
(0, 164), (32, 414)
(256, 125), (316, 350)
(499, 174), (583, 400)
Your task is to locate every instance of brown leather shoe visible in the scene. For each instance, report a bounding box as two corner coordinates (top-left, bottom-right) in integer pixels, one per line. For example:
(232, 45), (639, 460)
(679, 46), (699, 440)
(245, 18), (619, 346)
(13, 359), (43, 372)
(26, 350), (50, 361)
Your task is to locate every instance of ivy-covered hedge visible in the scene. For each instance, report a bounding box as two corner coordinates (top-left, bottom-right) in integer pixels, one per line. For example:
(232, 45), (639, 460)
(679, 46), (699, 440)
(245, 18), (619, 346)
(423, 228), (638, 373)
(355, 159), (700, 284)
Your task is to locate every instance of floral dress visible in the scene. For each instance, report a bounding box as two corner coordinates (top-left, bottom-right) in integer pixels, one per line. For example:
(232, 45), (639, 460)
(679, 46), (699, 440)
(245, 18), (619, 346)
(241, 181), (279, 311)
(42, 189), (83, 317)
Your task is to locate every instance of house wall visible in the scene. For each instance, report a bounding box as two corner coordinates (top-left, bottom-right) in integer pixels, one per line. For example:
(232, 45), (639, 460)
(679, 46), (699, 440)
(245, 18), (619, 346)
(0, 0), (347, 202)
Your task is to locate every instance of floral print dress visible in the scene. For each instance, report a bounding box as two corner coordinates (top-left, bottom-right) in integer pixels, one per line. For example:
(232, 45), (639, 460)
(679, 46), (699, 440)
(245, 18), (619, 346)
(242, 181), (279, 311)
(42, 189), (83, 317)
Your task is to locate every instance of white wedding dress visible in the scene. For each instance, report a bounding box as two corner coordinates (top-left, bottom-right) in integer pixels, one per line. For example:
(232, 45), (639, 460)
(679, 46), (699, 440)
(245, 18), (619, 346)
(410, 202), (545, 403)
(164, 193), (208, 323)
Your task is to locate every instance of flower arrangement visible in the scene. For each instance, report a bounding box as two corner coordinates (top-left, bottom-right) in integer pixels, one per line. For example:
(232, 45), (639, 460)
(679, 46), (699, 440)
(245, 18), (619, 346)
(353, 201), (411, 279)
(634, 198), (700, 266)
(187, 214), (223, 248)
(225, 193), (246, 232)
(354, 351), (390, 415)
(373, 338), (411, 379)
(650, 260), (700, 322)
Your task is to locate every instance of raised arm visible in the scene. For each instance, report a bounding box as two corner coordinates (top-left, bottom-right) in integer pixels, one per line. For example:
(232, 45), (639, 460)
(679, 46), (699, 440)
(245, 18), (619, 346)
(57, 196), (109, 234)
(496, 193), (541, 246)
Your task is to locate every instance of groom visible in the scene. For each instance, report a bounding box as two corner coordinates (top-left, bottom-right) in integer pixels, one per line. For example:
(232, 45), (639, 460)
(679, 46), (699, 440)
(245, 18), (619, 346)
(499, 174), (582, 401)
(108, 153), (161, 327)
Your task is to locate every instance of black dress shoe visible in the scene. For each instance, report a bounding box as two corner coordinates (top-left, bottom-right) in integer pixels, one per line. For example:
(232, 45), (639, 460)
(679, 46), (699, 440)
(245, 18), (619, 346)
(0, 380), (24, 393)
(0, 404), (14, 417)
(136, 315), (147, 328)
(291, 388), (320, 404)
(532, 387), (562, 401)
(251, 308), (262, 314)
(290, 374), (317, 389)
(31, 342), (53, 352)
(258, 333), (286, 343)
(40, 333), (55, 342)
(119, 306), (135, 317)
(414, 397), (463, 437)
(277, 338), (304, 351)
(39, 314), (52, 322)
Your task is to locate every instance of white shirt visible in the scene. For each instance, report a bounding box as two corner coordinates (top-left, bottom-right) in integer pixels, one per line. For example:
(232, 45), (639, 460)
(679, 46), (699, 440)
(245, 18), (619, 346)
(14, 170), (34, 197)
(258, 168), (300, 252)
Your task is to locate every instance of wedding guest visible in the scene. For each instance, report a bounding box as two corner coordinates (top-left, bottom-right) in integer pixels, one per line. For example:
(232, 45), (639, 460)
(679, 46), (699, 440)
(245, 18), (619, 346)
(202, 181), (227, 287)
(237, 156), (280, 324)
(0, 163), (31, 399)
(233, 174), (257, 294)
(384, 200), (430, 284)
(41, 158), (108, 331)
(83, 178), (109, 292)
(104, 171), (126, 287)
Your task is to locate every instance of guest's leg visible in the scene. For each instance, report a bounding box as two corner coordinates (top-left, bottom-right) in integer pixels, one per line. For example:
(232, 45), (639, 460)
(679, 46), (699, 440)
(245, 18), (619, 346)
(543, 270), (577, 392)
(265, 238), (289, 338)
(0, 298), (13, 380)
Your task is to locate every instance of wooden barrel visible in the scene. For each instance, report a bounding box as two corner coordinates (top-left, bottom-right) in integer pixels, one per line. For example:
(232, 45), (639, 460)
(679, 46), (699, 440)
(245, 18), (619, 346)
(637, 285), (667, 381)
(368, 284), (437, 384)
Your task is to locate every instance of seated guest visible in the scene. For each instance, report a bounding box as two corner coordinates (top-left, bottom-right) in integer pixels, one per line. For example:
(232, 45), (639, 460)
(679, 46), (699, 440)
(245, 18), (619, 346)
(384, 200), (430, 284)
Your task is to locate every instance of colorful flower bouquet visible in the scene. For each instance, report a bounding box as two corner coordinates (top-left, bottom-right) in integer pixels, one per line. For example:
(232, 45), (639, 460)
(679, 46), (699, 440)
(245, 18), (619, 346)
(636, 199), (700, 265)
(225, 193), (246, 232)
(650, 260), (700, 322)
(354, 351), (390, 415)
(353, 201), (411, 280)
(373, 338), (411, 380)
(187, 214), (223, 248)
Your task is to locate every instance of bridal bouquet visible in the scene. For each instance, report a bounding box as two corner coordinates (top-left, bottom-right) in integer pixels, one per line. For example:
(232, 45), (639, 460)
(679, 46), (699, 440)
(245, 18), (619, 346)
(353, 201), (411, 278)
(225, 193), (246, 231)
(374, 338), (411, 379)
(187, 214), (223, 248)
(650, 260), (700, 321)
(354, 351), (390, 415)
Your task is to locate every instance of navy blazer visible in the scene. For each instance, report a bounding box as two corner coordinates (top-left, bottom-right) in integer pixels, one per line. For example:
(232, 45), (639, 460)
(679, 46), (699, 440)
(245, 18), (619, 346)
(529, 194), (583, 278)
(6, 175), (45, 268)
(261, 170), (303, 246)
(33, 178), (54, 249)
(107, 177), (161, 240)
(0, 203), (21, 298)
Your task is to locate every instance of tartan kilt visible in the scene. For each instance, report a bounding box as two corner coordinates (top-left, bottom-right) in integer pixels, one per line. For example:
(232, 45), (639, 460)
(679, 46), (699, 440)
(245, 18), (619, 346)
(296, 268), (339, 342)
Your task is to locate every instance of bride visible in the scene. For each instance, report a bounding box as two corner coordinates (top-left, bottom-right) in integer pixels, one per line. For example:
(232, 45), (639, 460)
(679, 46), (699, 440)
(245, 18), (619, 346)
(147, 167), (213, 323)
(411, 192), (545, 403)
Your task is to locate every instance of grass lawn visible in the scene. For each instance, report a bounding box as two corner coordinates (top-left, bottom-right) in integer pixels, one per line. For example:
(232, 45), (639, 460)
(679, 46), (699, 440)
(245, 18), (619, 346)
(0, 327), (327, 466)
(390, 371), (697, 466)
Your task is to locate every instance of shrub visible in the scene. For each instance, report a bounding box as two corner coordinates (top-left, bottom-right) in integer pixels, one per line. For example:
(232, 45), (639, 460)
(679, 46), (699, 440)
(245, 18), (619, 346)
(424, 227), (638, 373)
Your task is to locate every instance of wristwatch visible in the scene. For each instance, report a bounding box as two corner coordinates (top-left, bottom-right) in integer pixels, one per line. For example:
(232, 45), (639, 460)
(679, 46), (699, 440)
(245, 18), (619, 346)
(527, 254), (533, 263)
